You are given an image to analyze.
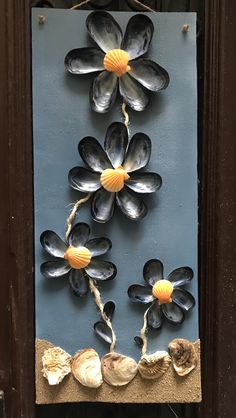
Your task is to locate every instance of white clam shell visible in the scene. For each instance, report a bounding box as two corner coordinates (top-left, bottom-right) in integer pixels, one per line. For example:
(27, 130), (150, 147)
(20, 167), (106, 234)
(101, 352), (138, 387)
(41, 346), (71, 385)
(71, 348), (103, 388)
(168, 338), (198, 376)
(138, 350), (171, 380)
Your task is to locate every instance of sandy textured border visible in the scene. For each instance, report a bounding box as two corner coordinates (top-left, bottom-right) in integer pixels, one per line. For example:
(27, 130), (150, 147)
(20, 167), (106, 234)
(35, 339), (201, 404)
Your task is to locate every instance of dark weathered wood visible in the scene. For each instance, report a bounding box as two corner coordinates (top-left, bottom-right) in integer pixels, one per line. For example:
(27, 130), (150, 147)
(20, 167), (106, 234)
(161, 0), (189, 11)
(0, 392), (6, 418)
(198, 1), (236, 417)
(0, 1), (35, 417)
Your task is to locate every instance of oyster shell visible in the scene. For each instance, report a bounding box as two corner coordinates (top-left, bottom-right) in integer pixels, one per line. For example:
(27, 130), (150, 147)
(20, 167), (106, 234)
(102, 352), (138, 386)
(41, 346), (71, 385)
(71, 348), (103, 388)
(168, 338), (198, 376)
(138, 350), (171, 379)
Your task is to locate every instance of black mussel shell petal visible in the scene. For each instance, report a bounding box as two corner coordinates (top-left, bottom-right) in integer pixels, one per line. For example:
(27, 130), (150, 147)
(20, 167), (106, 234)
(143, 259), (164, 287)
(69, 269), (89, 297)
(161, 302), (185, 325)
(123, 132), (151, 172)
(91, 188), (115, 223)
(65, 47), (104, 74)
(172, 288), (195, 312)
(103, 301), (115, 320)
(119, 73), (150, 112)
(129, 59), (169, 92)
(90, 71), (118, 114)
(104, 122), (128, 168)
(78, 136), (112, 172)
(147, 301), (163, 329)
(68, 223), (90, 248)
(40, 230), (67, 258)
(85, 259), (117, 281)
(94, 321), (113, 344)
(40, 259), (70, 279)
(127, 284), (154, 304)
(86, 237), (112, 257)
(167, 267), (194, 288)
(116, 187), (147, 221)
(68, 167), (101, 192)
(86, 12), (123, 53)
(126, 172), (162, 193)
(122, 14), (154, 60)
(134, 336), (144, 348)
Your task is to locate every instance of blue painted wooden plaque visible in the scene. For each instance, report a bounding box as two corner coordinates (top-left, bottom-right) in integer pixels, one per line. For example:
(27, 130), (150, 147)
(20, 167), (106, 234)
(32, 9), (200, 403)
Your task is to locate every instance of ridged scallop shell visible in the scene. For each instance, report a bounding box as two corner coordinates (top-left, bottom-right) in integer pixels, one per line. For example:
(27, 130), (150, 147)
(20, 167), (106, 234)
(104, 49), (130, 77)
(41, 346), (71, 385)
(71, 348), (103, 388)
(64, 246), (91, 269)
(152, 279), (174, 303)
(102, 352), (138, 387)
(138, 350), (171, 380)
(168, 338), (198, 376)
(100, 168), (129, 193)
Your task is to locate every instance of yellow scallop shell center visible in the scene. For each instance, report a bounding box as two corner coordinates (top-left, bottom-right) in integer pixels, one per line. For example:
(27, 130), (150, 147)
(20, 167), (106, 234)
(152, 280), (174, 305)
(103, 49), (131, 77)
(100, 166), (130, 193)
(64, 246), (91, 269)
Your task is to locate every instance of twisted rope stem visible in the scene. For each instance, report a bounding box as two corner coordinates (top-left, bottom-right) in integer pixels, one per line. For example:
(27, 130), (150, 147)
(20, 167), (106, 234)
(121, 102), (130, 129)
(65, 193), (92, 240)
(140, 308), (149, 355)
(70, 0), (90, 9)
(89, 278), (116, 352)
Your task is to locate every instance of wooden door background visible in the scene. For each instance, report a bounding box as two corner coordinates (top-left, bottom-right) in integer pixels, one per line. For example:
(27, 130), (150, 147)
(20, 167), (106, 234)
(0, 1), (235, 417)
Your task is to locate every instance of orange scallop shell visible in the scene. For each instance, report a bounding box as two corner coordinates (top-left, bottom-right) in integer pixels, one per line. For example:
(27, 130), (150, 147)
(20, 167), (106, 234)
(103, 49), (131, 77)
(152, 280), (174, 304)
(100, 167), (130, 193)
(64, 246), (91, 269)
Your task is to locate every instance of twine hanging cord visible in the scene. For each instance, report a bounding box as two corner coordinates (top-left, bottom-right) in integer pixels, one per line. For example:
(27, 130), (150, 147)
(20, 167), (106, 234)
(70, 0), (90, 9)
(70, 0), (156, 11)
(132, 0), (156, 12)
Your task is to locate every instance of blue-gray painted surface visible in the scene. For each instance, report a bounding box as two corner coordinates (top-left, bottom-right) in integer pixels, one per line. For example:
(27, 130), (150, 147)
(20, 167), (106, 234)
(32, 9), (198, 360)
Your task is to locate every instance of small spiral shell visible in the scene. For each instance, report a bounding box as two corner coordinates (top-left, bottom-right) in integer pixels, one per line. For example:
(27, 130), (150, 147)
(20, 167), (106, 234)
(64, 246), (91, 269)
(100, 167), (130, 193)
(152, 280), (174, 304)
(104, 49), (131, 77)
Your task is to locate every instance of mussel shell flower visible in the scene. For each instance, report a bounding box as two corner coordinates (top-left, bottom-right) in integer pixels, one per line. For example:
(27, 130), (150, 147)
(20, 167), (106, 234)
(128, 259), (195, 329)
(68, 122), (162, 223)
(65, 12), (169, 113)
(40, 222), (117, 296)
